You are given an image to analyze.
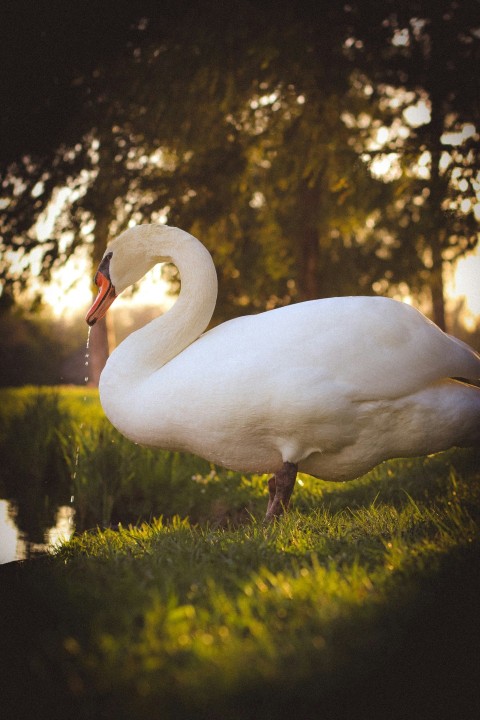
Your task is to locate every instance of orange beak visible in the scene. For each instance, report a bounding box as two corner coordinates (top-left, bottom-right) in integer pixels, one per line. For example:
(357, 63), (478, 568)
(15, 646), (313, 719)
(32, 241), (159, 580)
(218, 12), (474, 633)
(86, 265), (117, 326)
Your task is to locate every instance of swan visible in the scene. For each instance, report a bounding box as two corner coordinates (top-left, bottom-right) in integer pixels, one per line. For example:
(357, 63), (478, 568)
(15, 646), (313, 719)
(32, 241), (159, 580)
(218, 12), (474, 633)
(86, 224), (480, 521)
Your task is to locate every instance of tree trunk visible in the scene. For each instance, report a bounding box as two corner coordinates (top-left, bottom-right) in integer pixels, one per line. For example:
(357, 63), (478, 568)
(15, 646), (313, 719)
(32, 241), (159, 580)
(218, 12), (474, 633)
(299, 226), (320, 300)
(426, 180), (447, 331)
(430, 233), (447, 331)
(88, 317), (111, 387)
(430, 266), (446, 331)
(297, 180), (321, 301)
(85, 131), (128, 385)
(425, 8), (448, 332)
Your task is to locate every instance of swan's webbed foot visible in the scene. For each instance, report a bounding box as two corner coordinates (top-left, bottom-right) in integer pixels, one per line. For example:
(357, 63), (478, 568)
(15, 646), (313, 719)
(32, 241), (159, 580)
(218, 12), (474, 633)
(264, 462), (298, 523)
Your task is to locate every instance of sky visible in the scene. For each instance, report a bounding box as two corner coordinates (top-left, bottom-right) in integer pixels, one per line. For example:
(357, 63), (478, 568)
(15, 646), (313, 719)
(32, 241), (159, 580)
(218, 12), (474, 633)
(445, 249), (480, 329)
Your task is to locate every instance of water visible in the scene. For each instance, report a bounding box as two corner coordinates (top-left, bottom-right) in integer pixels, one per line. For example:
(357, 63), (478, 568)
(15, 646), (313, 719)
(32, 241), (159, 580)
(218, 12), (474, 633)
(84, 325), (91, 387)
(0, 500), (75, 564)
(68, 326), (92, 530)
(0, 329), (92, 564)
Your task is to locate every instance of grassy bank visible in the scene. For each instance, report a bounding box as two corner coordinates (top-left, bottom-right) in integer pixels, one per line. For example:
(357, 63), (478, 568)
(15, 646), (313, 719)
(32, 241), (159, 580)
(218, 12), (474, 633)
(0, 387), (266, 537)
(0, 387), (479, 719)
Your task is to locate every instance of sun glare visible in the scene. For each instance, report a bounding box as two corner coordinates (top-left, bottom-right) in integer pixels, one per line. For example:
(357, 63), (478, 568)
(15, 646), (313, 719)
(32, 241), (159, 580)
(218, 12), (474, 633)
(39, 247), (92, 317)
(40, 251), (175, 319)
(445, 245), (480, 330)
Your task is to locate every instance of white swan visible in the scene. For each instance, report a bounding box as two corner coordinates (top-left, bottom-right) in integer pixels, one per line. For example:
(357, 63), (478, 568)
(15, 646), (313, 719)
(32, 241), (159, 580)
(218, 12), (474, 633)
(86, 224), (480, 521)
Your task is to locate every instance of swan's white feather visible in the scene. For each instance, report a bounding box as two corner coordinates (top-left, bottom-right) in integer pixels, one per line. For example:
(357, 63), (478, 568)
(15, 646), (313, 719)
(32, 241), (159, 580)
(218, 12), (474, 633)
(95, 225), (480, 481)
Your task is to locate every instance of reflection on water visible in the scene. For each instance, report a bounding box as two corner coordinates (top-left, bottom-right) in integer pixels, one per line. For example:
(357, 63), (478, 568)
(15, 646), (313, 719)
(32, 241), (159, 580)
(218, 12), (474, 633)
(0, 499), (74, 564)
(0, 500), (17, 563)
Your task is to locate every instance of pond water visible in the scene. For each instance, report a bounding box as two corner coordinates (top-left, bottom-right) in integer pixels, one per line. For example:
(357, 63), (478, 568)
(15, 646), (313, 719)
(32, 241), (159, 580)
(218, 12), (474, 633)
(0, 498), (74, 564)
(0, 332), (91, 565)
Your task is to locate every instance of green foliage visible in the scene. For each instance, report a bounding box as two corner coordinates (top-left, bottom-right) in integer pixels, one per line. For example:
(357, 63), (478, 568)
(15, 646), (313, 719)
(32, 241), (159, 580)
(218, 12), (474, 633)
(1, 387), (480, 718)
(2, 1), (477, 330)
(2, 386), (479, 547)
(0, 387), (267, 539)
(67, 419), (265, 531)
(352, 0), (479, 328)
(0, 310), (87, 387)
(0, 389), (72, 540)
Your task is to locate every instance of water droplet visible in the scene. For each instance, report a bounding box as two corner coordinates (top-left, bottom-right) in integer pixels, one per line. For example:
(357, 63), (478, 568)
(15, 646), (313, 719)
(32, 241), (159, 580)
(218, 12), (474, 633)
(83, 331), (90, 386)
(70, 328), (91, 528)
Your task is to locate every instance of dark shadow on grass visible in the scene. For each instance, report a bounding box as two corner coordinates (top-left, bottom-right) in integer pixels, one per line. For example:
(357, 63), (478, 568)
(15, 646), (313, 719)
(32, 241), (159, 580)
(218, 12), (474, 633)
(1, 536), (480, 720)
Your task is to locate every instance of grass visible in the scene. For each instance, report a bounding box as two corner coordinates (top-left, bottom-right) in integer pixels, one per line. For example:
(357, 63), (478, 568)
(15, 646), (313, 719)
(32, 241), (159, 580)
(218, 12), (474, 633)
(0, 388), (266, 537)
(0, 387), (479, 719)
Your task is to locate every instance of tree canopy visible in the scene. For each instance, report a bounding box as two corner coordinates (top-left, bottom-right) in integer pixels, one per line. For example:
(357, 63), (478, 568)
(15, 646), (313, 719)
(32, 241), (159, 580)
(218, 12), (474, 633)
(1, 0), (478, 381)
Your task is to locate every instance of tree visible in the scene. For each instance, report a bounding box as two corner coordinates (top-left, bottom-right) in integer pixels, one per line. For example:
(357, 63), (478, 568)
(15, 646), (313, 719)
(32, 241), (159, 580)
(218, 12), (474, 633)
(353, 0), (480, 329)
(137, 1), (400, 311)
(1, 2), (188, 382)
(2, 1), (478, 389)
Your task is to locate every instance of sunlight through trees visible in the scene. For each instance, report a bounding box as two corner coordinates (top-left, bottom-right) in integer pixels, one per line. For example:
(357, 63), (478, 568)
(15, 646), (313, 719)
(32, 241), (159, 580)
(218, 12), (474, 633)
(1, 1), (478, 382)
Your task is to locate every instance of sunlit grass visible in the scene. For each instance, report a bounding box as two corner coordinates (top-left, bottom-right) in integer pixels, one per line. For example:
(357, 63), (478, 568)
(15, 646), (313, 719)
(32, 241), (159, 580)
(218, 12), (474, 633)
(3, 483), (479, 719)
(0, 386), (479, 718)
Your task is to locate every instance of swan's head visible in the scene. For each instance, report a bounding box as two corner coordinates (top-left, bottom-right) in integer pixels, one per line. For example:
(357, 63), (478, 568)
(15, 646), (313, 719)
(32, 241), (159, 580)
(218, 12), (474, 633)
(86, 224), (175, 326)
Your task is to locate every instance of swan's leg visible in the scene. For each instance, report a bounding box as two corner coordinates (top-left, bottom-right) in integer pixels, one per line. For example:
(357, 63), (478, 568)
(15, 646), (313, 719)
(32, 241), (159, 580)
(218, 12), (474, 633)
(264, 462), (298, 522)
(266, 475), (276, 514)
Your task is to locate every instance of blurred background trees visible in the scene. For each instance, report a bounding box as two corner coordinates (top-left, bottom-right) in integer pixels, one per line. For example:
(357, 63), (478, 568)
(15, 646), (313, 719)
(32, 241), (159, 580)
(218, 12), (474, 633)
(1, 0), (479, 385)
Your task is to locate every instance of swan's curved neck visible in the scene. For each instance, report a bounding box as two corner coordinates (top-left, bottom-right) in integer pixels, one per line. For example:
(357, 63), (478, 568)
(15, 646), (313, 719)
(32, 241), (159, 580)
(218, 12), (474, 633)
(102, 227), (218, 389)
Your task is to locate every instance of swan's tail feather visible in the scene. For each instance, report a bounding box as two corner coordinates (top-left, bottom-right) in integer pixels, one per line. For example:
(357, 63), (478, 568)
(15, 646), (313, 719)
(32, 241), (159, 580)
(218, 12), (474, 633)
(446, 334), (480, 381)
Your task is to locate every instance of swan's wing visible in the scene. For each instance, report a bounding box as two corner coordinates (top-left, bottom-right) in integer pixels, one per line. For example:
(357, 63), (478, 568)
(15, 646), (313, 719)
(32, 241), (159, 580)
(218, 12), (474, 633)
(197, 296), (480, 400)
(137, 296), (479, 467)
